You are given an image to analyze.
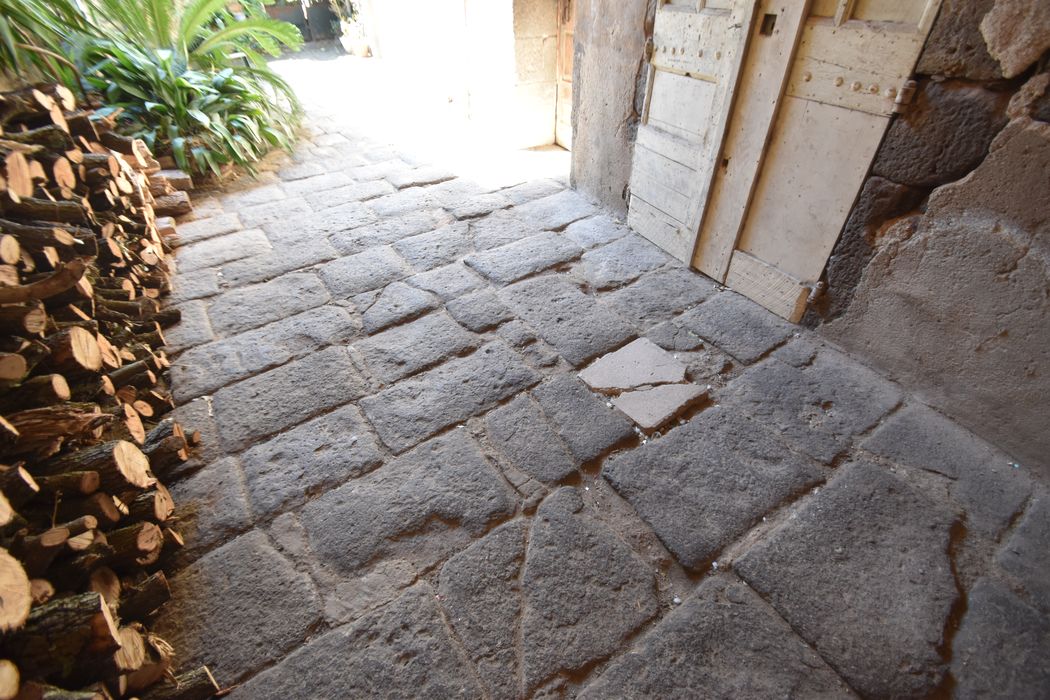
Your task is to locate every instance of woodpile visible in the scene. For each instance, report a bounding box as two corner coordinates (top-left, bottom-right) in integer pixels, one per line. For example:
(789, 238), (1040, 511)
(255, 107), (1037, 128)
(0, 86), (219, 700)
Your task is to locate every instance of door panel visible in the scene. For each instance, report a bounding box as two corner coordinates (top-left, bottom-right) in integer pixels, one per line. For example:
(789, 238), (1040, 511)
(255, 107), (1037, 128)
(556, 0), (574, 149)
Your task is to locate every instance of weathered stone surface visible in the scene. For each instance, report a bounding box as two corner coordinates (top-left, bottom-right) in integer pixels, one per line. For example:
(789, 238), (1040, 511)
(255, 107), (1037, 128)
(512, 189), (596, 230)
(165, 300), (213, 351)
(917, 0), (1001, 80)
(223, 183), (287, 209)
(329, 208), (453, 254)
(563, 214), (630, 249)
(823, 119), (1050, 474)
(170, 267), (220, 304)
(278, 160), (325, 181)
(387, 165), (455, 189)
(393, 222), (472, 271)
(281, 170), (351, 197)
(406, 262), (486, 300)
(172, 305), (359, 401)
(219, 235), (338, 287)
(465, 232), (582, 285)
(175, 212), (242, 246)
(446, 288), (515, 331)
(369, 186), (432, 218)
(450, 192), (512, 219)
(486, 395), (577, 482)
(470, 210), (537, 250)
(872, 81), (1008, 188)
(951, 577), (1050, 698)
(533, 374), (635, 462)
(722, 345), (901, 463)
(580, 573), (854, 699)
(603, 266), (719, 329)
(438, 520), (526, 700)
(677, 291), (793, 364)
(356, 312), (479, 383)
(237, 196), (311, 229)
(325, 559), (416, 624)
(356, 281), (440, 334)
(155, 530), (321, 686)
(213, 346), (367, 451)
(301, 430), (515, 572)
(360, 342), (539, 452)
(645, 320), (705, 351)
(228, 584), (483, 700)
(168, 456), (252, 558)
(996, 494), (1050, 613)
(347, 157), (413, 182)
(735, 461), (957, 698)
(207, 272), (329, 336)
(579, 338), (686, 391)
(319, 246), (411, 297)
(980, 0), (1050, 78)
(502, 178), (564, 205)
(579, 235), (671, 290)
(522, 488), (657, 690)
(604, 407), (823, 568)
(612, 383), (705, 430)
(501, 275), (635, 366)
(863, 403), (1031, 535)
(271, 200), (377, 242)
(303, 178), (393, 209)
(240, 404), (382, 517)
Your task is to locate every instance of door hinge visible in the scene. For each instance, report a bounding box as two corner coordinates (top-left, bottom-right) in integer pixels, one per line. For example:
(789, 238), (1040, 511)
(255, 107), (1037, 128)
(892, 79), (918, 114)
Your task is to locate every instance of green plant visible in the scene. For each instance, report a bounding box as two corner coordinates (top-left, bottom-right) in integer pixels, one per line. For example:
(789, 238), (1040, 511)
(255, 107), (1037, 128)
(0, 0), (96, 85)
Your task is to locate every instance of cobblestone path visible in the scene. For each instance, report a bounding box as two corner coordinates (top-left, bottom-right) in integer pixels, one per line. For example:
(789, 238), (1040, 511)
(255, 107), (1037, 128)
(154, 56), (1049, 698)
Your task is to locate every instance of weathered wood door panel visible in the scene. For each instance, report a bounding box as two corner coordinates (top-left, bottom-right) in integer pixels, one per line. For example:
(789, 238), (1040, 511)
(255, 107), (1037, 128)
(556, 0), (575, 149)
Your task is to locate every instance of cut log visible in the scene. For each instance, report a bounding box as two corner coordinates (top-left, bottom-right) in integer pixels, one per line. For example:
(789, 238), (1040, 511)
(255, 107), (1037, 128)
(0, 375), (71, 413)
(117, 572), (170, 622)
(0, 548), (30, 631)
(29, 578), (54, 605)
(6, 404), (110, 460)
(0, 260), (86, 305)
(0, 304), (48, 336)
(1, 197), (88, 225)
(57, 492), (120, 527)
(7, 591), (120, 679)
(36, 470), (99, 496)
(0, 660), (17, 700)
(150, 192), (191, 218)
(124, 633), (174, 693)
(0, 235), (20, 265)
(40, 326), (100, 372)
(105, 522), (162, 569)
(0, 353), (27, 381)
(87, 566), (120, 608)
(13, 682), (108, 699)
(0, 465), (40, 507)
(12, 527), (69, 578)
(126, 484), (173, 523)
(38, 440), (153, 493)
(140, 666), (218, 700)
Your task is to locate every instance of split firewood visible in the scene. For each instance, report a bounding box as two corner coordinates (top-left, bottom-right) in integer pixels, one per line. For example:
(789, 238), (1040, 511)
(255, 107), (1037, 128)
(29, 578), (54, 605)
(124, 633), (174, 694)
(0, 548), (30, 631)
(118, 572), (170, 622)
(7, 591), (120, 679)
(0, 659), (17, 700)
(38, 440), (153, 493)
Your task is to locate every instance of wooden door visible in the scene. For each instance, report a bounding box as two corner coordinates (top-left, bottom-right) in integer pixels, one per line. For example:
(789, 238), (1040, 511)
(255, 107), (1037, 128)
(556, 0), (575, 149)
(627, 0), (759, 261)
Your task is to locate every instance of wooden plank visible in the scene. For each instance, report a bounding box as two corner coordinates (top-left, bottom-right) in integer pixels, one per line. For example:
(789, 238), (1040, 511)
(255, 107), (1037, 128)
(652, 7), (731, 80)
(853, 0), (927, 24)
(736, 95), (886, 282)
(630, 145), (695, 224)
(647, 70), (719, 142)
(692, 0), (811, 280)
(628, 195), (693, 262)
(635, 126), (702, 169)
(725, 250), (810, 321)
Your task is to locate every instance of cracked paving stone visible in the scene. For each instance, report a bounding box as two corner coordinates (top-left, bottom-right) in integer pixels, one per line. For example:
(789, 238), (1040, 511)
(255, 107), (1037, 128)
(512, 189), (596, 231)
(677, 291), (794, 363)
(451, 191), (512, 219)
(270, 201), (377, 242)
(446, 288), (515, 332)
(487, 394), (577, 483)
(863, 403), (1032, 536)
(206, 272), (330, 337)
(304, 179), (394, 210)
(465, 232), (582, 285)
(406, 262), (486, 300)
(996, 493), (1050, 614)
(393, 222), (472, 271)
(645, 320), (705, 352)
(470, 210), (537, 250)
(387, 165), (456, 189)
(329, 208), (454, 255)
(355, 281), (440, 334)
(217, 234), (338, 288)
(721, 345), (902, 464)
(168, 456), (252, 559)
(579, 235), (672, 290)
(532, 374), (634, 463)
(579, 338), (687, 392)
(734, 460), (958, 698)
(355, 312), (480, 383)
(612, 383), (706, 431)
(500, 275), (635, 367)
(522, 488), (658, 691)
(212, 346), (368, 451)
(501, 178), (564, 205)
(580, 573), (856, 699)
(174, 212), (241, 246)
(438, 520), (527, 700)
(360, 341), (539, 452)
(237, 197), (311, 229)
(563, 214), (631, 249)
(280, 170), (352, 197)
(319, 246), (412, 297)
(165, 300), (213, 352)
(228, 584), (484, 700)
(301, 429), (516, 573)
(603, 266), (720, 329)
(951, 577), (1050, 698)
(240, 404), (383, 518)
(603, 406), (824, 569)
(170, 268), (220, 304)
(172, 305), (359, 402)
(154, 530), (322, 686)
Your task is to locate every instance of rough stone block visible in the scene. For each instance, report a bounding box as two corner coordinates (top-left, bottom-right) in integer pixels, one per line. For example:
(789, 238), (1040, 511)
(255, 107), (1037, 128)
(446, 289), (515, 331)
(513, 189), (596, 230)
(237, 196), (311, 229)
(451, 192), (512, 219)
(212, 346), (367, 451)
(175, 213), (242, 246)
(272, 200), (377, 242)
(355, 281), (440, 334)
(579, 338), (686, 391)
(470, 210), (537, 250)
(347, 158), (413, 182)
(580, 573), (854, 699)
(207, 272), (329, 336)
(176, 228), (270, 273)
(219, 236), (338, 288)
(164, 300), (214, 352)
(612, 384), (706, 431)
(579, 234), (671, 290)
(386, 166), (455, 189)
(360, 342), (539, 452)
(222, 183), (287, 209)
(329, 208), (453, 255)
(735, 461), (957, 698)
(169, 268), (220, 304)
(168, 456), (252, 559)
(603, 266), (719, 329)
(465, 232), (582, 285)
(645, 320), (705, 352)
(500, 275), (635, 366)
(996, 494), (1050, 614)
(304, 179), (394, 210)
(278, 161), (326, 181)
(916, 0), (1001, 80)
(240, 404), (383, 517)
(319, 246), (411, 297)
(301, 429), (516, 571)
(355, 312), (479, 383)
(533, 374), (635, 463)
(392, 222), (471, 271)
(677, 291), (794, 364)
(563, 214), (630, 249)
(486, 395), (577, 482)
(406, 262), (486, 300)
(603, 407), (824, 568)
(980, 0), (1050, 78)
(501, 178), (564, 205)
(280, 170), (352, 197)
(154, 530), (321, 685)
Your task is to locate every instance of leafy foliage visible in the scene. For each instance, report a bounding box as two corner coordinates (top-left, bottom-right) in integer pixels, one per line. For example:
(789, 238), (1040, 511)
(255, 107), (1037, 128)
(0, 0), (96, 85)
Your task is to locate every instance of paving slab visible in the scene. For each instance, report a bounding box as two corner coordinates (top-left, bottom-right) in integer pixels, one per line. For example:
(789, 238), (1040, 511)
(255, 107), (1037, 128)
(168, 456), (252, 559)
(612, 383), (706, 430)
(355, 311), (479, 384)
(206, 272), (330, 337)
(165, 300), (214, 352)
(513, 189), (597, 230)
(470, 210), (538, 250)
(393, 222), (472, 271)
(329, 208), (454, 255)
(446, 288), (515, 332)
(465, 232), (582, 285)
(405, 262), (486, 300)
(734, 461), (958, 698)
(579, 338), (686, 392)
(532, 374), (635, 463)
(563, 214), (631, 249)
(677, 291), (794, 363)
(996, 493), (1050, 614)
(319, 246), (411, 297)
(304, 178), (394, 209)
(604, 407), (824, 569)
(486, 394), (578, 482)
(603, 266), (719, 329)
(175, 212), (242, 246)
(238, 196), (311, 229)
(578, 234), (672, 290)
(355, 281), (440, 334)
(169, 267), (220, 303)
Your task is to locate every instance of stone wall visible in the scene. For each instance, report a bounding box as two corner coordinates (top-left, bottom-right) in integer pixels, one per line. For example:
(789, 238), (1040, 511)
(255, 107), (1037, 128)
(569, 0), (653, 214)
(813, 0), (1050, 474)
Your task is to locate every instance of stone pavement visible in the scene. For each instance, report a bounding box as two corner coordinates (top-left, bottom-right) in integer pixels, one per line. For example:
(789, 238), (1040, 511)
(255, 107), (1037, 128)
(154, 70), (1049, 700)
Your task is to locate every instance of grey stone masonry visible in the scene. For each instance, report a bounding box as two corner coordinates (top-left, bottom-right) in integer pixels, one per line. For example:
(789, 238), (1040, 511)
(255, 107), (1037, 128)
(465, 232), (582, 285)
(486, 395), (577, 483)
(206, 272), (330, 337)
(355, 312), (479, 384)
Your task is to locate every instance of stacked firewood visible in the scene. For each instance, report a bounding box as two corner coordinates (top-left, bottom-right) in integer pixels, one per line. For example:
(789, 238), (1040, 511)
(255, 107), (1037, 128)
(0, 86), (219, 700)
